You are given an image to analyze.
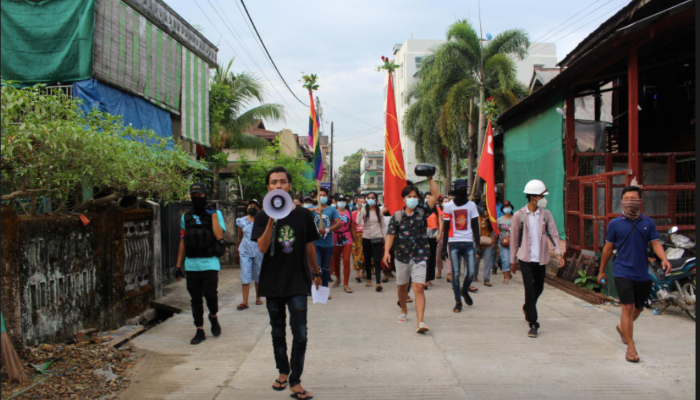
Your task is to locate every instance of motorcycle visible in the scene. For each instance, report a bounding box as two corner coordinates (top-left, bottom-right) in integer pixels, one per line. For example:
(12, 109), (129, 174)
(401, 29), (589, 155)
(646, 227), (696, 320)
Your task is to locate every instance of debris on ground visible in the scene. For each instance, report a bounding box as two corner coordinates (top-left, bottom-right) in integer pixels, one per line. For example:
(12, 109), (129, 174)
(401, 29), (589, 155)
(0, 342), (139, 400)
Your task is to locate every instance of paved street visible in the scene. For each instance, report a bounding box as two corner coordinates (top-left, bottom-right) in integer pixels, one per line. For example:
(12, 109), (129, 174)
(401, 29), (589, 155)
(120, 267), (695, 400)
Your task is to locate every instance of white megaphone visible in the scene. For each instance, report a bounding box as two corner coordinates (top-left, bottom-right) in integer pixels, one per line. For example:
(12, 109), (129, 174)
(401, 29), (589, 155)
(263, 189), (293, 220)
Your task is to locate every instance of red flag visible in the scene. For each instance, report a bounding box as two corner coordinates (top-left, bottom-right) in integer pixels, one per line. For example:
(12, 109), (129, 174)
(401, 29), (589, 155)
(477, 120), (500, 235)
(383, 73), (407, 214)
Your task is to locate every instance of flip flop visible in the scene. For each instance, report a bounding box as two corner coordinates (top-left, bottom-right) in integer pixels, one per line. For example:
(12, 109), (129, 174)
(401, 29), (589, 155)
(355, 277), (362, 283)
(272, 379), (287, 391)
(256, 299), (264, 305)
(397, 313), (407, 323)
(469, 286), (479, 293)
(616, 325), (628, 344)
(417, 322), (429, 333)
(237, 304), (249, 310)
(290, 390), (313, 399)
(376, 285), (383, 292)
(406, 297), (413, 303)
(625, 351), (640, 363)
(365, 281), (372, 287)
(344, 287), (353, 293)
(484, 281), (492, 287)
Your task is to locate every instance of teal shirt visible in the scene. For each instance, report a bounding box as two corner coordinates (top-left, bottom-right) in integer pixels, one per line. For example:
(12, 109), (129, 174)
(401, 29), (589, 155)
(181, 210), (227, 272)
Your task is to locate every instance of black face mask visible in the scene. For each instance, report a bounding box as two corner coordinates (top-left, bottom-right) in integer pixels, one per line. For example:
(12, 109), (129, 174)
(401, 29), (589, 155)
(192, 196), (207, 213)
(248, 208), (258, 217)
(454, 189), (468, 206)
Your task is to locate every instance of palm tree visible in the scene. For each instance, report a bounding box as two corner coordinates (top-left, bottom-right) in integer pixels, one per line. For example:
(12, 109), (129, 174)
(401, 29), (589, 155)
(404, 20), (530, 191)
(209, 59), (285, 153)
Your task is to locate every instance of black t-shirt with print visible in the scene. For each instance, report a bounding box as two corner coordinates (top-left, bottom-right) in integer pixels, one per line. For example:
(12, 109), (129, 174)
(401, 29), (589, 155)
(251, 206), (320, 298)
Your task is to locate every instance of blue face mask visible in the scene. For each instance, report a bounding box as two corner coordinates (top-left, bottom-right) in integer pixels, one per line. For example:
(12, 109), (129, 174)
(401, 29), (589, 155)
(405, 198), (419, 210)
(503, 207), (512, 214)
(319, 196), (328, 205)
(304, 203), (314, 209)
(349, 202), (354, 208)
(338, 201), (347, 209)
(362, 203), (367, 207)
(366, 199), (376, 206)
(330, 204), (337, 208)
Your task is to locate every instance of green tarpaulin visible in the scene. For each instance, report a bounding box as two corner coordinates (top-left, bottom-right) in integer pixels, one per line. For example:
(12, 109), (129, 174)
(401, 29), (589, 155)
(503, 95), (566, 239)
(1, 0), (95, 84)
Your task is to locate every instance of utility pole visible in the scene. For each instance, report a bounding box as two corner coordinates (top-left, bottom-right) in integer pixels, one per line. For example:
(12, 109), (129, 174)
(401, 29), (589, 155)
(330, 121), (334, 192)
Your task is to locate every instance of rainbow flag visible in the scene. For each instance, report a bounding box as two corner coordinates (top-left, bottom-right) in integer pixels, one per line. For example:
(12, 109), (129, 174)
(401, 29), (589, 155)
(309, 93), (324, 180)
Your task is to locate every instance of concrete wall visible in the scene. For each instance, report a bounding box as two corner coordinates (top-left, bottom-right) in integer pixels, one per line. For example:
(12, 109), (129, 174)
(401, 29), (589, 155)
(0, 205), (160, 347)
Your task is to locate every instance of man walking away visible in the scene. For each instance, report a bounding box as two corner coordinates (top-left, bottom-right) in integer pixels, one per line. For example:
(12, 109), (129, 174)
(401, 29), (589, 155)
(597, 186), (671, 362)
(175, 183), (225, 345)
(509, 179), (564, 338)
(251, 166), (322, 400)
(384, 175), (439, 333)
(441, 179), (482, 313)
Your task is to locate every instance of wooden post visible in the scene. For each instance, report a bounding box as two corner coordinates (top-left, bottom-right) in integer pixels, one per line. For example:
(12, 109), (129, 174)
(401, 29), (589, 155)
(565, 94), (576, 178)
(627, 48), (640, 185)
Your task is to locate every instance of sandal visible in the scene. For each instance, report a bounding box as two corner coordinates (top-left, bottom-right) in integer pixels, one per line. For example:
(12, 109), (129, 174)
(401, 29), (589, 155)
(484, 281), (492, 287)
(382, 276), (389, 283)
(272, 379), (287, 391)
(473, 276), (478, 282)
(365, 281), (372, 287)
(416, 322), (429, 333)
(469, 286), (479, 293)
(290, 390), (313, 399)
(237, 303), (249, 310)
(426, 281), (434, 287)
(453, 303), (463, 313)
(625, 350), (640, 363)
(397, 313), (407, 323)
(503, 278), (509, 285)
(406, 297), (413, 303)
(376, 285), (383, 292)
(446, 275), (452, 283)
(256, 299), (264, 305)
(332, 281), (340, 288)
(344, 286), (353, 293)
(616, 325), (628, 345)
(355, 277), (362, 283)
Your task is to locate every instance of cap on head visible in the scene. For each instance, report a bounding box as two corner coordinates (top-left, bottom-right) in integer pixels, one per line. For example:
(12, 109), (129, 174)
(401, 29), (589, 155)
(502, 200), (513, 209)
(190, 183), (207, 194)
(523, 179), (549, 195)
(248, 199), (260, 207)
(453, 179), (469, 189)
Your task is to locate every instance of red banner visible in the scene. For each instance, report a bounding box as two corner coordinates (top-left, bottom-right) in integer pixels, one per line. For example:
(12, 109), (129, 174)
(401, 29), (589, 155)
(383, 73), (407, 214)
(477, 120), (500, 235)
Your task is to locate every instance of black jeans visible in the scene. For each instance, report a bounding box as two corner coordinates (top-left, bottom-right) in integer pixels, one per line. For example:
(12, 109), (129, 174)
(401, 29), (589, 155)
(362, 238), (383, 284)
(185, 270), (219, 327)
(426, 238), (437, 282)
(267, 295), (308, 387)
(520, 261), (546, 328)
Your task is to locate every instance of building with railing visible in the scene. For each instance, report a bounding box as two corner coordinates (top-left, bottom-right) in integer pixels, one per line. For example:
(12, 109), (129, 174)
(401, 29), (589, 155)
(360, 150), (384, 194)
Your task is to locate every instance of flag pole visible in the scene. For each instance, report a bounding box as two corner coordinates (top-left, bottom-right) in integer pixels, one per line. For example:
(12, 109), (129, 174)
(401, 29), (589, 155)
(470, 118), (490, 200)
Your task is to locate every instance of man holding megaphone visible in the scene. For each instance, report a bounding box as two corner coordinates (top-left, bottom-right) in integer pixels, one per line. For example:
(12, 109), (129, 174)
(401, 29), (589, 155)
(251, 166), (322, 400)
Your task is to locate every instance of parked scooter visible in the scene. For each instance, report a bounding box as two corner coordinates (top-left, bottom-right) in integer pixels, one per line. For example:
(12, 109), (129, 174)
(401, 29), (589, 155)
(646, 227), (696, 320)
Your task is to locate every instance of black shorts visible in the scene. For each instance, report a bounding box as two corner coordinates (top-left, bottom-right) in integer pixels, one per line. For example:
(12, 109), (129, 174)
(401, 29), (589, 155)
(614, 277), (652, 309)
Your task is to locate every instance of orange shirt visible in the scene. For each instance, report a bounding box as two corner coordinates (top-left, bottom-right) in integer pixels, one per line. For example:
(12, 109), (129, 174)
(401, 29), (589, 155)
(427, 207), (443, 229)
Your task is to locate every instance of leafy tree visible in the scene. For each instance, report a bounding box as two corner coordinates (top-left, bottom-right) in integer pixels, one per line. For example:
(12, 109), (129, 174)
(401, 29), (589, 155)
(232, 137), (315, 201)
(404, 20), (530, 192)
(209, 58), (285, 153)
(0, 82), (199, 214)
(337, 150), (362, 194)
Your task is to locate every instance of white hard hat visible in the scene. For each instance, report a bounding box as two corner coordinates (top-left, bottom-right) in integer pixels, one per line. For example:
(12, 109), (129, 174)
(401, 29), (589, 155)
(523, 179), (549, 195)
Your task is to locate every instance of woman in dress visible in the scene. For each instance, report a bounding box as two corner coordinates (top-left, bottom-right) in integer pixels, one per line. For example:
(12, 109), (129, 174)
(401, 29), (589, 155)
(497, 200), (514, 284)
(331, 196), (354, 292)
(351, 197), (365, 282)
(235, 199), (264, 310)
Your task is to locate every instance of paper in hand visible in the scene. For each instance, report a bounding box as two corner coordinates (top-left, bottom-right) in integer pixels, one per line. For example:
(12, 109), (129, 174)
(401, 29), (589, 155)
(311, 285), (330, 304)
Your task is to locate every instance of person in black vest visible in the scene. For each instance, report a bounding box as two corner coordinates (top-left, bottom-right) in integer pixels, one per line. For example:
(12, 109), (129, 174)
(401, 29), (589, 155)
(174, 183), (226, 345)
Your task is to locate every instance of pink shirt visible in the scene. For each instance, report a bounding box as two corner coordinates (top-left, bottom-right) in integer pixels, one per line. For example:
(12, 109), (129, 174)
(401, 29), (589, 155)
(509, 205), (561, 265)
(334, 209), (354, 247)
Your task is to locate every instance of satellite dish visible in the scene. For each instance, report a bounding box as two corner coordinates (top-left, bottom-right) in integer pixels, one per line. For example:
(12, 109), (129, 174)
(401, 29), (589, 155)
(263, 189), (293, 220)
(486, 33), (493, 40)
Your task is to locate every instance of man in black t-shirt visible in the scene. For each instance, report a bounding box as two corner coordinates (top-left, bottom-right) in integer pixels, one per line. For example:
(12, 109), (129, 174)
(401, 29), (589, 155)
(251, 166), (321, 400)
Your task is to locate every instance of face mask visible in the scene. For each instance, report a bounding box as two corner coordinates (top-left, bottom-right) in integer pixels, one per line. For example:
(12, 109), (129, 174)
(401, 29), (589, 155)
(536, 197), (548, 209)
(248, 208), (258, 217)
(330, 204), (337, 208)
(503, 207), (512, 214)
(304, 203), (313, 209)
(192, 196), (207, 212)
(405, 198), (419, 210)
(320, 196), (328, 205)
(362, 203), (367, 207)
(621, 198), (642, 220)
(338, 201), (346, 209)
(349, 202), (354, 208)
(455, 190), (467, 200)
(367, 199), (376, 206)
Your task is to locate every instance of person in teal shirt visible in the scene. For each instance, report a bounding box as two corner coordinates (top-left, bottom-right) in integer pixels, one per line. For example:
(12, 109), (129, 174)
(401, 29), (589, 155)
(175, 183), (226, 345)
(312, 187), (341, 289)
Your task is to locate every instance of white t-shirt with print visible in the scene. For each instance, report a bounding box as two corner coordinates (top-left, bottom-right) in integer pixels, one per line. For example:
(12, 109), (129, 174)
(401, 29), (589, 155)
(443, 201), (479, 243)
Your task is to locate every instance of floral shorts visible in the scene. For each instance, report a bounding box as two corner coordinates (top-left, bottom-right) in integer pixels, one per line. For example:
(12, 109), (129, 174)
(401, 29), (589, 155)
(240, 254), (263, 284)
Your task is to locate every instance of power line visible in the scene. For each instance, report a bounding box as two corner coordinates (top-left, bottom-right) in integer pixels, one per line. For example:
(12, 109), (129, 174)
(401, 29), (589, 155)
(334, 127), (384, 143)
(528, 0), (619, 54)
(205, 0), (307, 129)
(528, 0), (605, 45)
(323, 102), (384, 129)
(239, 0), (308, 107)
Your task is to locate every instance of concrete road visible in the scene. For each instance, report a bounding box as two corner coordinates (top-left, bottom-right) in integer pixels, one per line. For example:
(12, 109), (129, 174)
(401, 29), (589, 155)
(120, 268), (696, 400)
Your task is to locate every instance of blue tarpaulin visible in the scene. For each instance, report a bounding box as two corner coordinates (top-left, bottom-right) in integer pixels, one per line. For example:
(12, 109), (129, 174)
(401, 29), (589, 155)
(72, 79), (173, 148)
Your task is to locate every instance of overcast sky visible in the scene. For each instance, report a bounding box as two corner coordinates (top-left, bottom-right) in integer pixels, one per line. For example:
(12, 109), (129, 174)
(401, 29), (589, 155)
(168, 0), (630, 175)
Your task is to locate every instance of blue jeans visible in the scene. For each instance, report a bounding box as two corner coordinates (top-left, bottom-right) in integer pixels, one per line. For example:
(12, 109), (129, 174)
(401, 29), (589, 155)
(498, 244), (511, 272)
(449, 242), (475, 303)
(315, 245), (334, 287)
(477, 245), (495, 282)
(266, 295), (308, 387)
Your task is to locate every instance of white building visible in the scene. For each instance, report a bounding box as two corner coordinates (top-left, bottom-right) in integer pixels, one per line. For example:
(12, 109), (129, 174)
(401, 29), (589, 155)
(359, 150), (384, 196)
(387, 38), (557, 188)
